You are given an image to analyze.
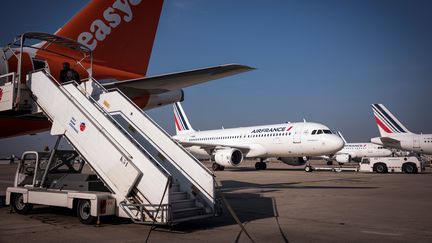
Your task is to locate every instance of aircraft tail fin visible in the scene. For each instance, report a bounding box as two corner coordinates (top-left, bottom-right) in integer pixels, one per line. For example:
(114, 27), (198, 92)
(173, 102), (195, 135)
(337, 131), (347, 144)
(49, 0), (164, 79)
(371, 104), (411, 136)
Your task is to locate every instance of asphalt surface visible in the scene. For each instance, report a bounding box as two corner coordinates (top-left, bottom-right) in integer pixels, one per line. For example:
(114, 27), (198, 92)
(0, 160), (431, 243)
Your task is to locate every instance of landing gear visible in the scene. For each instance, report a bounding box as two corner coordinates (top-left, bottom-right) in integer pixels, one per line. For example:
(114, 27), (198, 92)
(326, 161), (333, 166)
(255, 162), (267, 170)
(304, 165), (313, 172)
(212, 163), (225, 171)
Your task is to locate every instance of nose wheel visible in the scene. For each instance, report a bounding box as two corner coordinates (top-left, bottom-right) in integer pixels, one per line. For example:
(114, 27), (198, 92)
(304, 165), (313, 172)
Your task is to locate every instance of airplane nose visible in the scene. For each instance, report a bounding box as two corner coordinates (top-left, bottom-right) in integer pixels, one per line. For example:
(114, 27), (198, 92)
(327, 136), (344, 153)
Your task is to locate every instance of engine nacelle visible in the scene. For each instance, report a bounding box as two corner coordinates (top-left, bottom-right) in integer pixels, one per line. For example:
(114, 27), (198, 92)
(214, 148), (243, 167)
(278, 157), (307, 166)
(335, 154), (350, 163)
(130, 89), (184, 110)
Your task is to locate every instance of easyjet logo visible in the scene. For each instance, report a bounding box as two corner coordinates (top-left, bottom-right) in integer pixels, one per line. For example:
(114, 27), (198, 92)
(77, 0), (142, 51)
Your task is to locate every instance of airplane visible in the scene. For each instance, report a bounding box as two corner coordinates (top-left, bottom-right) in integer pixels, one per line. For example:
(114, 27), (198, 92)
(327, 131), (393, 165)
(371, 104), (432, 154)
(172, 102), (345, 171)
(0, 0), (253, 138)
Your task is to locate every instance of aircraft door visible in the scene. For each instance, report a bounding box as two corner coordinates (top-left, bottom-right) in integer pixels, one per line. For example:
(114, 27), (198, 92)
(413, 136), (421, 149)
(293, 125), (303, 143)
(0, 56), (14, 112)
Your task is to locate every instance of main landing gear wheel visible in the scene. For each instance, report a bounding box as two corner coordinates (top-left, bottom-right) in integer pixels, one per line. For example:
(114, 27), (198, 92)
(304, 165), (313, 172)
(212, 163), (225, 171)
(12, 193), (33, 214)
(77, 200), (96, 225)
(326, 161), (333, 166)
(255, 162), (267, 170)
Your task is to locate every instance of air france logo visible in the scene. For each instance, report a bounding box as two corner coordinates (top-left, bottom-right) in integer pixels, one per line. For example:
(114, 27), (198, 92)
(77, 0), (143, 51)
(69, 117), (79, 133)
(0, 88), (3, 102)
(251, 127), (286, 133)
(69, 117), (87, 133)
(80, 122), (86, 132)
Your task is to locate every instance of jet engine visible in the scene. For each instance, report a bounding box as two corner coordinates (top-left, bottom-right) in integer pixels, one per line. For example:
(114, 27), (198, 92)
(278, 157), (307, 166)
(335, 154), (351, 163)
(130, 89), (184, 110)
(214, 148), (243, 167)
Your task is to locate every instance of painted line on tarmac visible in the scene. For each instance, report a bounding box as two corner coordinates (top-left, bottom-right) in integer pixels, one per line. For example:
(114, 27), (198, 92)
(362, 230), (402, 236)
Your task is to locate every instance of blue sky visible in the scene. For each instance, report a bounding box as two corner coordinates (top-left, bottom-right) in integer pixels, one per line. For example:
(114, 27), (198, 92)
(1, 0), (431, 156)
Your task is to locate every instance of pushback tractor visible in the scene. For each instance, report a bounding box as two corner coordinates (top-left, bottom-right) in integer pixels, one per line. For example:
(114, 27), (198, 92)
(3, 33), (220, 225)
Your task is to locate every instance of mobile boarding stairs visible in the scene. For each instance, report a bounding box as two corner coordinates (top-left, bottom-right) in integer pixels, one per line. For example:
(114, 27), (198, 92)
(2, 33), (218, 225)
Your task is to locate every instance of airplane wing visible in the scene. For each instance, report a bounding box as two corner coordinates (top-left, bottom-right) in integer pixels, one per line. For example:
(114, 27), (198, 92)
(178, 140), (252, 152)
(102, 64), (255, 95)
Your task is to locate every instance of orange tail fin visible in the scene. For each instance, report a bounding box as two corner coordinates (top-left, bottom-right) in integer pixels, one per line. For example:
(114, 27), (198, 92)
(54, 0), (163, 78)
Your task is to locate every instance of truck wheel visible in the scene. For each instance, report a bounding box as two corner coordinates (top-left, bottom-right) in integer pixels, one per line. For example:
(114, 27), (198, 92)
(212, 163), (220, 171)
(403, 163), (417, 174)
(12, 193), (33, 214)
(375, 163), (387, 173)
(77, 200), (96, 225)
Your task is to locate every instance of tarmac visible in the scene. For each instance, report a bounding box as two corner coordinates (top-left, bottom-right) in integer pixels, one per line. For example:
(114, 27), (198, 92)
(0, 160), (431, 243)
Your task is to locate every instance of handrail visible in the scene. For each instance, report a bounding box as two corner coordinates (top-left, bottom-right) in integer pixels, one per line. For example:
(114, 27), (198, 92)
(0, 72), (15, 82)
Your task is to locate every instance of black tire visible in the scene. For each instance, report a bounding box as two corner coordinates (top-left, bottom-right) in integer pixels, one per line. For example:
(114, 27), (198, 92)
(12, 193), (33, 214)
(212, 163), (220, 171)
(326, 161), (333, 166)
(261, 162), (267, 170)
(375, 163), (387, 173)
(403, 163), (417, 174)
(305, 165), (313, 172)
(219, 165), (225, 171)
(255, 162), (261, 170)
(77, 200), (96, 225)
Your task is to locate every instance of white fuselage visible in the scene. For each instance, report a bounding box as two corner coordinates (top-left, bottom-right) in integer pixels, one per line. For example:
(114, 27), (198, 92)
(336, 143), (393, 160)
(173, 122), (344, 159)
(371, 133), (432, 155)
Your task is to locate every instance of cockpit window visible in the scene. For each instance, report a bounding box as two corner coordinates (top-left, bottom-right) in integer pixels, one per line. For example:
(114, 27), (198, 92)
(323, 130), (332, 134)
(317, 130), (323, 134)
(311, 130), (316, 135)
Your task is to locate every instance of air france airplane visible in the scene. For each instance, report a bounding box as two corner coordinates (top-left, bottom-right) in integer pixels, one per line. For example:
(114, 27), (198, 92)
(172, 102), (344, 171)
(371, 104), (432, 154)
(329, 131), (392, 164)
